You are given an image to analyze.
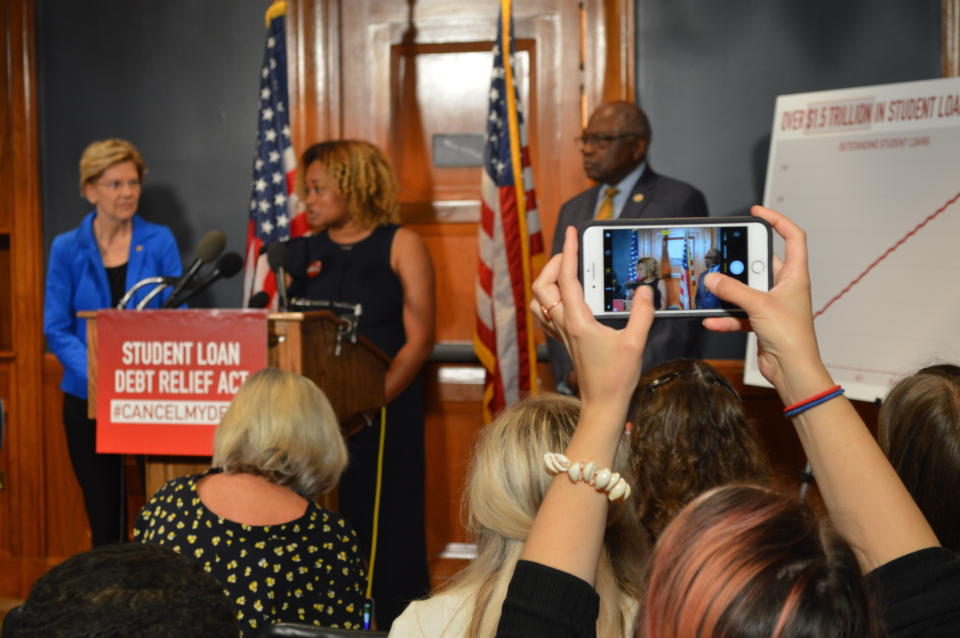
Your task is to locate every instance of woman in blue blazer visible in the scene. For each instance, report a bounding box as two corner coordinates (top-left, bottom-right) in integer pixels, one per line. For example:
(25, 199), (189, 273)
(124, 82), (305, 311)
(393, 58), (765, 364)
(43, 139), (182, 546)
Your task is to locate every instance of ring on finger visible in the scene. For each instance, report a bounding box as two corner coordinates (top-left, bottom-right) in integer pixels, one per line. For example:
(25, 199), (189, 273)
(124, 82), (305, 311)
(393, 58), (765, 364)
(540, 298), (562, 322)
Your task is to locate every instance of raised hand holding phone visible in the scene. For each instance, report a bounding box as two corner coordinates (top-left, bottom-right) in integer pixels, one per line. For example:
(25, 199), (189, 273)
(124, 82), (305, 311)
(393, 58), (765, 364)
(520, 225), (654, 583)
(532, 226), (654, 408)
(700, 206), (824, 399)
(702, 204), (938, 571)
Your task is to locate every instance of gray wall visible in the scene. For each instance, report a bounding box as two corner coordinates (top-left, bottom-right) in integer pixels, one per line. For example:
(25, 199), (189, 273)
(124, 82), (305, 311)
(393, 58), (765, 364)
(634, 0), (941, 356)
(38, 0), (265, 309)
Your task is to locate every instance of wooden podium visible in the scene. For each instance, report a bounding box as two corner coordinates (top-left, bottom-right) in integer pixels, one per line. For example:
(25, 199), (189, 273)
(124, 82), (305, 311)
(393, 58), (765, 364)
(82, 310), (390, 499)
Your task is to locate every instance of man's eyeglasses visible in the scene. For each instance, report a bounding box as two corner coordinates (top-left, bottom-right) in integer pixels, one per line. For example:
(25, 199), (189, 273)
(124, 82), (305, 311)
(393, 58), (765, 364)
(574, 133), (642, 149)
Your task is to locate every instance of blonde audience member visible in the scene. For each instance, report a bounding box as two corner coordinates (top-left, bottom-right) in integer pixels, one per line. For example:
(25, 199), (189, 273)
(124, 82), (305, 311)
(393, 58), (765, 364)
(135, 368), (366, 637)
(390, 394), (643, 638)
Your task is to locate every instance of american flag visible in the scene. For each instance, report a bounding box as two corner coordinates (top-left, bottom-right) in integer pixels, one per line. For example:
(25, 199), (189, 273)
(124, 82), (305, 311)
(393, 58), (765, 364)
(242, 1), (308, 307)
(679, 235), (692, 310)
(474, 0), (545, 422)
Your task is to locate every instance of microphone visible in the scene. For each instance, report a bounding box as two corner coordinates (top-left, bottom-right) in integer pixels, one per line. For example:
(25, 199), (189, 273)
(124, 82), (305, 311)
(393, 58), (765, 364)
(266, 242), (289, 312)
(248, 291), (270, 309)
(117, 275), (179, 309)
(162, 230), (227, 308)
(166, 251), (243, 308)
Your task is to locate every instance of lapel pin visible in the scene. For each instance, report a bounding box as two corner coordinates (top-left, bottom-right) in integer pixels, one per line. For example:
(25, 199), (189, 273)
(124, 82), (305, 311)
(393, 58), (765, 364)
(136, 245), (143, 251)
(632, 193), (645, 203)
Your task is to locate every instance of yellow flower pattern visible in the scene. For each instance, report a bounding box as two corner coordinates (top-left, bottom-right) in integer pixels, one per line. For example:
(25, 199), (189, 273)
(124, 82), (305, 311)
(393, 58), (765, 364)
(134, 471), (365, 638)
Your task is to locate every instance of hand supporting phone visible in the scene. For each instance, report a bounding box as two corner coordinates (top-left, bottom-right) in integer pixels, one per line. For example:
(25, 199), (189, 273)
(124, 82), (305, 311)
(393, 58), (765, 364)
(579, 217), (772, 318)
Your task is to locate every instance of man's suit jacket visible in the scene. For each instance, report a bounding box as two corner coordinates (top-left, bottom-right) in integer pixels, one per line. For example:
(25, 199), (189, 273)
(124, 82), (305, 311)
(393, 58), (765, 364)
(548, 166), (708, 389)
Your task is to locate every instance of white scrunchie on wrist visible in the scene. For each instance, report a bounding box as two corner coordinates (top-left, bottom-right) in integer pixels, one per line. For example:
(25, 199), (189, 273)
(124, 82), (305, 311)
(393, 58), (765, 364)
(544, 452), (632, 502)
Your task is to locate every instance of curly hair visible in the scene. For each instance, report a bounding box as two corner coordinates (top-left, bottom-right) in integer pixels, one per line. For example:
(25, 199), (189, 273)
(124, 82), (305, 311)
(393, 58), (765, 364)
(15, 543), (239, 637)
(298, 139), (399, 229)
(636, 257), (659, 281)
(879, 364), (960, 552)
(628, 358), (770, 549)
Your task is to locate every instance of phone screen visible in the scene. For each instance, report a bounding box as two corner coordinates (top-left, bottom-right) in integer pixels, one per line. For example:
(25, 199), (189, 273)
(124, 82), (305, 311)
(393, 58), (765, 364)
(598, 224), (754, 313)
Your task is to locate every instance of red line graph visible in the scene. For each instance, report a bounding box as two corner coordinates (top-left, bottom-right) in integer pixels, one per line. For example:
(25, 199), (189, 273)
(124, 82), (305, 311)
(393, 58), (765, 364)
(814, 189), (960, 319)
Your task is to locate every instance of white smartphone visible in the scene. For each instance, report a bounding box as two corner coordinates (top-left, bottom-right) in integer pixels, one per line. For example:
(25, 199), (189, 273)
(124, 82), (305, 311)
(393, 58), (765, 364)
(580, 217), (772, 318)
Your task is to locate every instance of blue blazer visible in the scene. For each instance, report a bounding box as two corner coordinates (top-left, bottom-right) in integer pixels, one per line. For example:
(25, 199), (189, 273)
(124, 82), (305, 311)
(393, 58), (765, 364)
(43, 212), (183, 398)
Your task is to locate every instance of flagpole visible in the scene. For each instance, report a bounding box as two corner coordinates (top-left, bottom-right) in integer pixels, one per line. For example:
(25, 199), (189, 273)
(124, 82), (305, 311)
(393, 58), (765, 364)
(500, 0), (540, 397)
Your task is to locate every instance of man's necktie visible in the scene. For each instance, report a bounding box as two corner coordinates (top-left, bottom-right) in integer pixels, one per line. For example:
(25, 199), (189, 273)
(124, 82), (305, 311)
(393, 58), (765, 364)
(595, 187), (619, 220)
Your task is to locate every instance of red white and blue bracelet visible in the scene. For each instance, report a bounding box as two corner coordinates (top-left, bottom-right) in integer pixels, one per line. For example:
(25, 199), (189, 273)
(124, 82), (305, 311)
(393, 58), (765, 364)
(783, 385), (845, 418)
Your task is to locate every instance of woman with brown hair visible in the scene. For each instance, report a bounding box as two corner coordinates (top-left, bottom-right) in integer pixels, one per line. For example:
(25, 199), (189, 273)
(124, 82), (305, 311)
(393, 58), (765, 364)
(282, 139), (435, 629)
(879, 364), (960, 553)
(628, 358), (770, 549)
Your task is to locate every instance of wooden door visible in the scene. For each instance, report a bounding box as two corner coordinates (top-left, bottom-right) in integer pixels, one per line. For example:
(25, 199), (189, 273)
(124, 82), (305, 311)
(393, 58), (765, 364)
(286, 0), (633, 584)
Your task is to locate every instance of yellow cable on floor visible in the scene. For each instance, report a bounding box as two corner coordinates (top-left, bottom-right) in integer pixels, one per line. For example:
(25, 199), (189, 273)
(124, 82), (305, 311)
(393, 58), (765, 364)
(365, 406), (387, 600)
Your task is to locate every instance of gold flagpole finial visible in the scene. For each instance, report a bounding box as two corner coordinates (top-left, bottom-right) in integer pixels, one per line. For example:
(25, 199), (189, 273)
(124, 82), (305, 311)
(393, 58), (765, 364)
(265, 1), (287, 27)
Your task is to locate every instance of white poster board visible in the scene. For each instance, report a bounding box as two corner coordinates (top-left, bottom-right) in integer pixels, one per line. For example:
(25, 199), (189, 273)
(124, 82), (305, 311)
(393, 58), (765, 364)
(749, 77), (960, 401)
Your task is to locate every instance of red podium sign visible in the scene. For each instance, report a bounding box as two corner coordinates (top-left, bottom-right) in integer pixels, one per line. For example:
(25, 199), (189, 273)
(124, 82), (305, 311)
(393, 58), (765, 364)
(95, 310), (268, 455)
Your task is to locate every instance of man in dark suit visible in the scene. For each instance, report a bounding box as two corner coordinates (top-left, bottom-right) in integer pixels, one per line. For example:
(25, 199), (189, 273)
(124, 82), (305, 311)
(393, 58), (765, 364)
(550, 101), (708, 394)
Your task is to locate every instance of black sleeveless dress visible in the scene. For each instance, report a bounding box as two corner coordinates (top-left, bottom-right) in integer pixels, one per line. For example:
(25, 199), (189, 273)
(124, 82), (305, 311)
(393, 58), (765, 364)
(284, 224), (429, 628)
(638, 277), (662, 309)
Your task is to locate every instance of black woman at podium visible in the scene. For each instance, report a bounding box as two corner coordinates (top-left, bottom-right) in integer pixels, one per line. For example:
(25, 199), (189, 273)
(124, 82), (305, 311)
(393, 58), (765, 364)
(282, 139), (435, 629)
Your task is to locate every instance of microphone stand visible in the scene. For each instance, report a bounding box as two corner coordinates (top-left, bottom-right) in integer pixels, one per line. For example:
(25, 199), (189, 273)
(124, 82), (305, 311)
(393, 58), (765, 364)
(288, 299), (363, 356)
(116, 276), (172, 309)
(135, 282), (174, 310)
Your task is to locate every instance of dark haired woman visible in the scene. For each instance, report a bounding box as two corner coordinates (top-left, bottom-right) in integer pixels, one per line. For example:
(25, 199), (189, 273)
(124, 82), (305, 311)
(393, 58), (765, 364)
(628, 357), (770, 549)
(282, 139), (435, 629)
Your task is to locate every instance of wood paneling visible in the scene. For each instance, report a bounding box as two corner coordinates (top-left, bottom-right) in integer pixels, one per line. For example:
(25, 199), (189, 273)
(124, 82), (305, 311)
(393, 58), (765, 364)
(0, 237), (10, 351)
(412, 223), (478, 342)
(1, 0), (50, 597)
(0, 366), (10, 559)
(288, 0), (633, 240)
(40, 356), (90, 559)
